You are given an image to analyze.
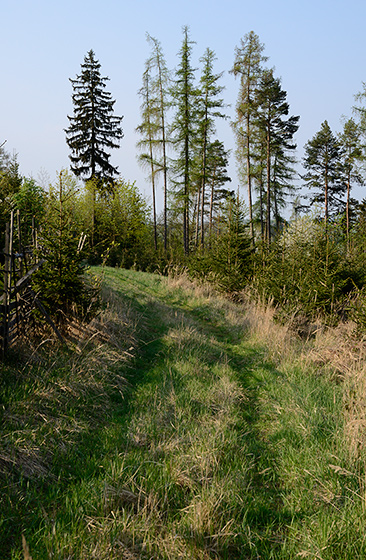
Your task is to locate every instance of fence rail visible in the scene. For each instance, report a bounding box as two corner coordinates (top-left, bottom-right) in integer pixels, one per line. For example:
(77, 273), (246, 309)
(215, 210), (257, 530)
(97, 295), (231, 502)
(0, 210), (63, 357)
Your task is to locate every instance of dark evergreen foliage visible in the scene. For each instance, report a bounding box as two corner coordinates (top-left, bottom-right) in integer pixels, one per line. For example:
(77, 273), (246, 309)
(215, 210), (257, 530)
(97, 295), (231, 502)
(65, 50), (123, 191)
(0, 145), (22, 246)
(170, 26), (198, 255)
(303, 120), (346, 224)
(34, 171), (98, 324)
(254, 68), (300, 242)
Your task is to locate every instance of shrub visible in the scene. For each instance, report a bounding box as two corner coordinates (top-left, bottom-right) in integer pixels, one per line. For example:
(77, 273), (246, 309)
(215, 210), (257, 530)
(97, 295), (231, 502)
(33, 171), (99, 324)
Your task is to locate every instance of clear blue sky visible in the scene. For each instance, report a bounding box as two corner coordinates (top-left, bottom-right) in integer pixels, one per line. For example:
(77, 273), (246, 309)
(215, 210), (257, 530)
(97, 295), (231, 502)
(2, 0), (366, 211)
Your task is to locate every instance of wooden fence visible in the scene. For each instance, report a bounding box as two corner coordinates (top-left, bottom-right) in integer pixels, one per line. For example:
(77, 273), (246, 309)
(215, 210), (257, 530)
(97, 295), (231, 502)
(0, 210), (63, 357)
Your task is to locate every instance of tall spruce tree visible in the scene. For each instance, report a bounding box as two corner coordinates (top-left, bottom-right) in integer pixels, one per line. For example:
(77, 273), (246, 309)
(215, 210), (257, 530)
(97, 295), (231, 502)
(303, 120), (345, 228)
(65, 50), (123, 192)
(230, 31), (267, 243)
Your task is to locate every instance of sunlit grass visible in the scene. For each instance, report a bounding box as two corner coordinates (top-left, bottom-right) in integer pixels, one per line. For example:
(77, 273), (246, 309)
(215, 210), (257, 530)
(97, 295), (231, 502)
(2, 267), (366, 558)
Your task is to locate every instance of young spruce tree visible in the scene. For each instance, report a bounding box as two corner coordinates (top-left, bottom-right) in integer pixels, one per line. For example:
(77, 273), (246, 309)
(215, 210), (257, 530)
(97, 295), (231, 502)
(34, 171), (96, 324)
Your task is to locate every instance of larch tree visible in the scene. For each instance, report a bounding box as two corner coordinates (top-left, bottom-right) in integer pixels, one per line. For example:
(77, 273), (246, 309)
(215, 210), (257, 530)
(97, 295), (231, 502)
(137, 35), (170, 251)
(303, 120), (345, 229)
(230, 31), (267, 243)
(354, 82), (366, 137)
(170, 26), (197, 255)
(136, 59), (160, 250)
(195, 47), (226, 248)
(65, 50), (123, 192)
(147, 35), (170, 251)
(338, 117), (364, 249)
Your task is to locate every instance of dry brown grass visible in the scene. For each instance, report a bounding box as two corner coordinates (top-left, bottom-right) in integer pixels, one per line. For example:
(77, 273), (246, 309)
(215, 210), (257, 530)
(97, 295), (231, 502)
(172, 273), (366, 472)
(166, 270), (217, 300)
(236, 288), (366, 467)
(0, 285), (139, 482)
(168, 273), (366, 469)
(22, 535), (32, 560)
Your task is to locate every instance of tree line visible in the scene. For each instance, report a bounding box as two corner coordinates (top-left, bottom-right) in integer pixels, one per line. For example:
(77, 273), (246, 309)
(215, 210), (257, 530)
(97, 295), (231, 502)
(2, 27), (366, 329)
(62, 28), (366, 258)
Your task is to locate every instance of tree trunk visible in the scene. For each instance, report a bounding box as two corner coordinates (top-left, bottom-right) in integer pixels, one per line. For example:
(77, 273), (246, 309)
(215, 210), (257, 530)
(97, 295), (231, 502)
(195, 188), (201, 247)
(346, 174), (350, 252)
(266, 125), (271, 245)
(246, 110), (254, 244)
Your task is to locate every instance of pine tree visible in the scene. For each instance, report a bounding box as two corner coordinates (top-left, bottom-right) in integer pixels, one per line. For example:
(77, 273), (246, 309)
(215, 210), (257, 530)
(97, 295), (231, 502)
(271, 143), (298, 231)
(65, 50), (123, 192)
(303, 120), (345, 228)
(254, 68), (299, 243)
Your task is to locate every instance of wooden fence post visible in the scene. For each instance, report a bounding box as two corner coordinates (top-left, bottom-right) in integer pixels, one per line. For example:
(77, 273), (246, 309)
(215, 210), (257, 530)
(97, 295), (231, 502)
(0, 211), (66, 356)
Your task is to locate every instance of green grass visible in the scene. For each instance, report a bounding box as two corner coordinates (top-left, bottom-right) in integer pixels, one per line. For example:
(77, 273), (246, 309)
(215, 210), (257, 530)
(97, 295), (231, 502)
(1, 267), (366, 558)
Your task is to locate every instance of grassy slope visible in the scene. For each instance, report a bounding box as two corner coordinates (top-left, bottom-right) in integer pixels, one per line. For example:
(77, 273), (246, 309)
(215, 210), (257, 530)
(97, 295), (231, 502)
(1, 267), (366, 559)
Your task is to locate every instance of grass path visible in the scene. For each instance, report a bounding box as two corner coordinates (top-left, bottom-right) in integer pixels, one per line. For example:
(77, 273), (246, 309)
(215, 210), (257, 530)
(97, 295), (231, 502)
(2, 268), (366, 558)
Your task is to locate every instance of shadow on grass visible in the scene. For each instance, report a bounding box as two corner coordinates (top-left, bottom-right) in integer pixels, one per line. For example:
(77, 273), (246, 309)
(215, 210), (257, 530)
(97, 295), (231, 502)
(101, 270), (301, 559)
(0, 272), (174, 559)
(1, 269), (299, 559)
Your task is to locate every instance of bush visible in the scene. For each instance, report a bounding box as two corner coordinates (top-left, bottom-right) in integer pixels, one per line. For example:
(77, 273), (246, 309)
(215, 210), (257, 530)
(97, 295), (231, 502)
(188, 198), (253, 293)
(253, 216), (362, 323)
